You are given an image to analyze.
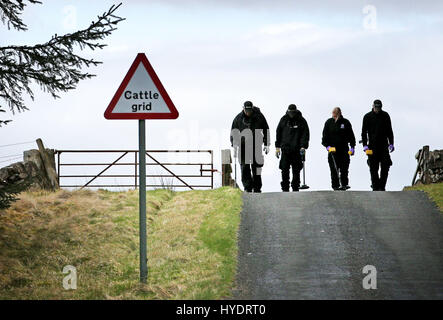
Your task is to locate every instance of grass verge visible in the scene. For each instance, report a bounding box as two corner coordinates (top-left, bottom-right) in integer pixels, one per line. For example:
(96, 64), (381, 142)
(405, 182), (443, 213)
(0, 187), (242, 299)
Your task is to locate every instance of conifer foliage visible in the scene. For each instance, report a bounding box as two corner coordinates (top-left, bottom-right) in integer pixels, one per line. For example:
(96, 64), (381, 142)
(0, 1), (125, 126)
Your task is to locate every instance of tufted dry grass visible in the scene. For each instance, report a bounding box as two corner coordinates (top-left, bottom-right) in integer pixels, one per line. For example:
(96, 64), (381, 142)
(0, 187), (241, 300)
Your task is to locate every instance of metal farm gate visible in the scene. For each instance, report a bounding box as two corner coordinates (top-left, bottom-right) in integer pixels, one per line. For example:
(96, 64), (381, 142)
(54, 150), (215, 190)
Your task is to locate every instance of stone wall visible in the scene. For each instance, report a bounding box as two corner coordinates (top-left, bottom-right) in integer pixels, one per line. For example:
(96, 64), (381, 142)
(0, 148), (57, 191)
(412, 146), (443, 185)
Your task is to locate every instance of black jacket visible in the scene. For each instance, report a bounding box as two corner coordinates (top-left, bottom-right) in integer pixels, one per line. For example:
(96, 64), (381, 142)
(322, 116), (356, 152)
(230, 107), (270, 165)
(275, 111), (309, 152)
(230, 107), (270, 146)
(361, 110), (394, 149)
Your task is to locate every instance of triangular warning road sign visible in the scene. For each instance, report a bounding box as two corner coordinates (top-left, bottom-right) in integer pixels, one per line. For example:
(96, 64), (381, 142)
(104, 53), (179, 120)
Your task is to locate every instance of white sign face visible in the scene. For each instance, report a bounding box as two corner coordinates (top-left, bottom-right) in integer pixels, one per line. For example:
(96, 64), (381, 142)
(104, 53), (179, 120)
(112, 64), (169, 114)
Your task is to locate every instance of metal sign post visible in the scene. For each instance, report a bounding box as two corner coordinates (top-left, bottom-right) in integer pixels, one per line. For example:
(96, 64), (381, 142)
(139, 119), (147, 283)
(104, 53), (179, 283)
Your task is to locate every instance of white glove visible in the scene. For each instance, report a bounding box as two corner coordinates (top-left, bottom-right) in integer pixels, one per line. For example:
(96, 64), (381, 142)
(263, 146), (270, 155)
(276, 148), (281, 159)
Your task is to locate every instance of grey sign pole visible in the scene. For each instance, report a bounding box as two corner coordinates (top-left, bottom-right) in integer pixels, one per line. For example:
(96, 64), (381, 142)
(104, 53), (179, 283)
(139, 119), (148, 283)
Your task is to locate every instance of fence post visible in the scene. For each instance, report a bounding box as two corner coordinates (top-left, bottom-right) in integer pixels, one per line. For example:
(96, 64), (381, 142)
(36, 138), (59, 190)
(421, 146), (430, 184)
(412, 148), (423, 186)
(211, 151), (214, 189)
(221, 149), (236, 187)
(57, 151), (61, 186)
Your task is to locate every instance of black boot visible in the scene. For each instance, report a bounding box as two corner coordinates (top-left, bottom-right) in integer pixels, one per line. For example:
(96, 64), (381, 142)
(281, 169), (290, 192)
(241, 164), (253, 193)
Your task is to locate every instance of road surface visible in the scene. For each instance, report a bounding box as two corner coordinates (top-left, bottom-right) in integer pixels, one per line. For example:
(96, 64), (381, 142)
(234, 191), (443, 299)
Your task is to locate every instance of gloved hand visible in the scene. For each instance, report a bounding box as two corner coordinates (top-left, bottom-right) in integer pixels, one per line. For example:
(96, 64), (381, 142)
(300, 147), (306, 156)
(327, 146), (336, 153)
(263, 145), (270, 155)
(348, 147), (355, 156)
(363, 145), (369, 152)
(275, 147), (281, 159)
(389, 144), (395, 153)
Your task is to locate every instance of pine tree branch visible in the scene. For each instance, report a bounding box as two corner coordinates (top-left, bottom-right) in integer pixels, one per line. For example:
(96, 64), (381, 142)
(0, 0), (41, 31)
(0, 2), (125, 122)
(0, 107), (11, 127)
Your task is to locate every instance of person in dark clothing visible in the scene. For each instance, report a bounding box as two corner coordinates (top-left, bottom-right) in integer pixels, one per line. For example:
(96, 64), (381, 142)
(275, 104), (310, 192)
(361, 99), (395, 191)
(322, 107), (356, 190)
(230, 101), (270, 193)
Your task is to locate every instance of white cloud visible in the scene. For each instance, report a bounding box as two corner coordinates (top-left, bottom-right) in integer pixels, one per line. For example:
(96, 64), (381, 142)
(102, 44), (130, 54)
(172, 20), (409, 63)
(259, 22), (313, 35)
(242, 19), (414, 58)
(241, 22), (362, 57)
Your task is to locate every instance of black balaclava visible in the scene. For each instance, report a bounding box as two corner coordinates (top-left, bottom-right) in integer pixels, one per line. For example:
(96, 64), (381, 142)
(373, 99), (382, 114)
(287, 104), (297, 119)
(243, 100), (253, 117)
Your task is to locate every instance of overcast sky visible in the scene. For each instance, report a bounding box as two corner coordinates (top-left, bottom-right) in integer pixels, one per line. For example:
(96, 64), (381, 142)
(1, 0), (442, 192)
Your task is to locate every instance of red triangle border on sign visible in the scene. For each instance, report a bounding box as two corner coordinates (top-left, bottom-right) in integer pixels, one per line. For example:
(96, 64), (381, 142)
(104, 53), (179, 120)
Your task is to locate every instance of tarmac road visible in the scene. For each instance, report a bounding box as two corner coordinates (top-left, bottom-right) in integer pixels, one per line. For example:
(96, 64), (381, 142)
(234, 191), (443, 299)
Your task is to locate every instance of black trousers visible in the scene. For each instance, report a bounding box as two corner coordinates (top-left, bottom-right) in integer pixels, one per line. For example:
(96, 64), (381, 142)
(368, 148), (392, 191)
(241, 163), (263, 192)
(328, 152), (350, 189)
(279, 151), (302, 191)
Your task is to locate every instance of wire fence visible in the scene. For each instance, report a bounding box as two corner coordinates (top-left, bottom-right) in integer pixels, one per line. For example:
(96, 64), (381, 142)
(0, 154), (22, 159)
(0, 156), (22, 164)
(0, 140), (35, 167)
(0, 141), (35, 148)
